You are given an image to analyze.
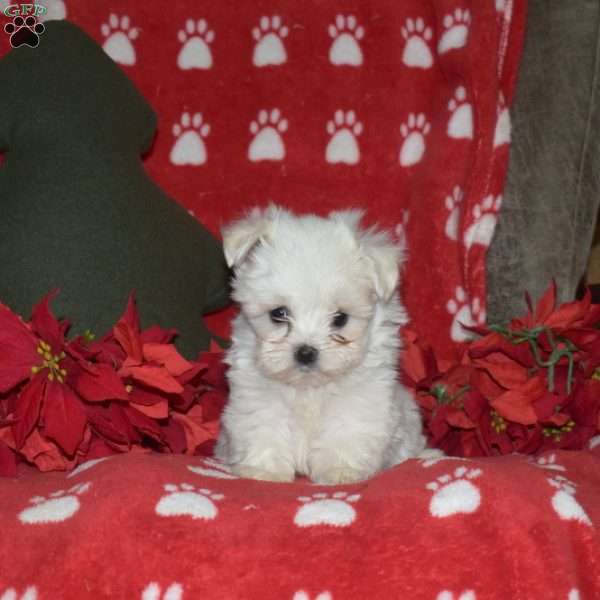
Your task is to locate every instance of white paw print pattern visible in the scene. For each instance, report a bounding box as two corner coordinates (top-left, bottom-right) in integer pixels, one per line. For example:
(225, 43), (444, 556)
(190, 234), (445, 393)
(188, 458), (239, 480)
(426, 466), (482, 518)
(437, 591), (476, 600)
(447, 86), (474, 139)
(67, 456), (110, 478)
(141, 582), (183, 600)
(421, 456), (471, 468)
(294, 491), (360, 527)
(170, 112), (210, 166)
(325, 110), (363, 165)
(399, 113), (430, 167)
(328, 14), (364, 66)
(101, 14), (139, 66)
(589, 435), (600, 450)
(438, 8), (471, 54)
(37, 0), (67, 21)
(248, 108), (288, 162)
(530, 453), (566, 472)
(568, 590), (581, 600)
(177, 19), (215, 70)
(293, 593), (332, 600)
(252, 15), (288, 67)
(18, 482), (91, 524)
(494, 92), (511, 148)
(547, 476), (592, 526)
(0, 587), (38, 600)
(463, 195), (502, 249)
(444, 186), (464, 241)
(401, 17), (433, 69)
(495, 0), (507, 12)
(447, 286), (485, 342)
(155, 483), (224, 520)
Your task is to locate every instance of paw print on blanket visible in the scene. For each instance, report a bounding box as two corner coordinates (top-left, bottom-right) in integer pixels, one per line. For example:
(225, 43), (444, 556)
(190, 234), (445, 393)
(530, 453), (566, 472)
(399, 113), (431, 167)
(18, 482), (91, 524)
(447, 86), (473, 139)
(547, 476), (592, 526)
(444, 186), (464, 241)
(141, 582), (183, 600)
(188, 458), (239, 479)
(493, 92), (511, 148)
(463, 195), (502, 249)
(248, 108), (288, 161)
(293, 592), (332, 600)
(294, 491), (360, 527)
(177, 19), (215, 70)
(37, 0), (67, 22)
(0, 586), (38, 600)
(101, 14), (139, 66)
(155, 483), (224, 521)
(325, 110), (363, 165)
(438, 8), (471, 54)
(447, 286), (485, 342)
(252, 15), (288, 67)
(170, 112), (210, 166)
(437, 591), (476, 600)
(401, 17), (433, 69)
(426, 466), (482, 518)
(328, 14), (364, 66)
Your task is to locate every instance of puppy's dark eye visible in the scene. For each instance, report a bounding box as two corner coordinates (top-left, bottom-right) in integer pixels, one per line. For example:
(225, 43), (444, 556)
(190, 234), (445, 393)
(270, 306), (289, 323)
(332, 312), (348, 328)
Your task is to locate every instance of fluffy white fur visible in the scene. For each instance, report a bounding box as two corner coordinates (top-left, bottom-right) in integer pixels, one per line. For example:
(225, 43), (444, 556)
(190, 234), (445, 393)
(215, 205), (438, 485)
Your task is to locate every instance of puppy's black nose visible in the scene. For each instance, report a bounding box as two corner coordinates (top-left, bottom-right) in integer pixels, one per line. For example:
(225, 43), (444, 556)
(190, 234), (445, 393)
(294, 344), (319, 366)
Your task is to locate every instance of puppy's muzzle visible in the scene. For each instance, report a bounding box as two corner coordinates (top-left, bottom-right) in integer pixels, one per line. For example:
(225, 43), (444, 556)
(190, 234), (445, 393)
(294, 344), (319, 367)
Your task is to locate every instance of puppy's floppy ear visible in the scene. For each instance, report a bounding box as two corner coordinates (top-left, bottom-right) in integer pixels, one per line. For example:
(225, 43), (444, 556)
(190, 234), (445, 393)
(222, 205), (279, 268)
(360, 228), (403, 301)
(330, 209), (402, 301)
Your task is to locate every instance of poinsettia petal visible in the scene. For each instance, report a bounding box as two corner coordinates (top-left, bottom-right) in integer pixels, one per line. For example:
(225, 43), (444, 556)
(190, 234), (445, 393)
(0, 440), (17, 477)
(0, 305), (40, 393)
(141, 325), (178, 345)
(19, 428), (77, 472)
(12, 374), (46, 449)
(42, 382), (87, 456)
(445, 409), (476, 429)
(161, 419), (187, 453)
(142, 343), (193, 377)
(535, 281), (557, 323)
(125, 406), (164, 442)
(490, 377), (546, 425)
(119, 365), (183, 394)
(544, 299), (587, 329)
(30, 291), (64, 351)
(113, 294), (143, 362)
(130, 399), (169, 419)
(171, 412), (217, 454)
(73, 364), (129, 402)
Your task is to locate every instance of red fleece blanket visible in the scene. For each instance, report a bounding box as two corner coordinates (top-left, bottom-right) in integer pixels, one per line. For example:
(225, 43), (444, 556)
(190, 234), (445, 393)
(0, 0), (525, 355)
(2, 443), (600, 599)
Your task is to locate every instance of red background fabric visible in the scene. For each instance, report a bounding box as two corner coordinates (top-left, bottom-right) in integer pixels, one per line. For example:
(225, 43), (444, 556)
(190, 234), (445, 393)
(0, 0), (525, 354)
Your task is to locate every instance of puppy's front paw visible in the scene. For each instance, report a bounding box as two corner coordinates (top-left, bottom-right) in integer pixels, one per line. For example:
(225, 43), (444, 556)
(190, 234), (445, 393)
(310, 466), (370, 486)
(232, 464), (295, 483)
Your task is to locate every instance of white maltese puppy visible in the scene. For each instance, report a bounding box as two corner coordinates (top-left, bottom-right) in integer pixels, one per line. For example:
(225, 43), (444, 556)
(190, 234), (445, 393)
(215, 205), (438, 485)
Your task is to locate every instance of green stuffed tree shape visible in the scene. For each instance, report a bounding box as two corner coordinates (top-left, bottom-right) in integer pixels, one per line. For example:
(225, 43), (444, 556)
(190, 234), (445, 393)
(0, 21), (230, 357)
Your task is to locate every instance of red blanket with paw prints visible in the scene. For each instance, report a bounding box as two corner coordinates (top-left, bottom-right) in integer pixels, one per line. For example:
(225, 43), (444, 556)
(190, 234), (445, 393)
(0, 0), (525, 355)
(2, 445), (600, 599)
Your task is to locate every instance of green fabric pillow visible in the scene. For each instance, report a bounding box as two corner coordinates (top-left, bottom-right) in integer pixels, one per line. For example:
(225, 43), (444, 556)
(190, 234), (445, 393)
(0, 21), (230, 357)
